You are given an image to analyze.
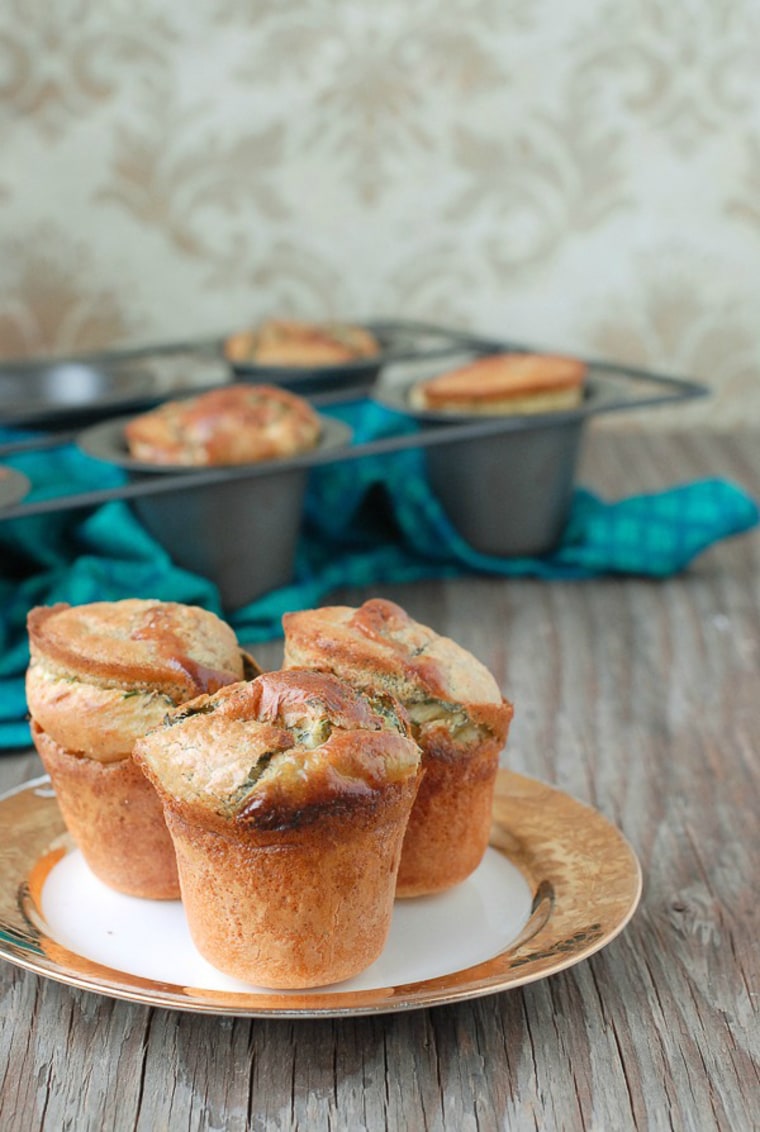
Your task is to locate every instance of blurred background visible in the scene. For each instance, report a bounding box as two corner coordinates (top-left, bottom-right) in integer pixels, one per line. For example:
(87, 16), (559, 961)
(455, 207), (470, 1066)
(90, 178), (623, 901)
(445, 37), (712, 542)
(1, 0), (759, 427)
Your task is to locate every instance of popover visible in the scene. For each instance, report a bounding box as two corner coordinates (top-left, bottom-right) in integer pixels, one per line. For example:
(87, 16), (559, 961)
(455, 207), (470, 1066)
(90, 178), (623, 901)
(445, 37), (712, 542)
(224, 318), (379, 368)
(409, 352), (587, 415)
(134, 669), (422, 988)
(124, 383), (321, 466)
(26, 598), (257, 898)
(282, 598), (513, 897)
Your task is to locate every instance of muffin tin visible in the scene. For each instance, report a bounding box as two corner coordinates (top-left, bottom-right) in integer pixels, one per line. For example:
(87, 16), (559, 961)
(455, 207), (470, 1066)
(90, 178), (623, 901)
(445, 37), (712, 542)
(0, 322), (708, 607)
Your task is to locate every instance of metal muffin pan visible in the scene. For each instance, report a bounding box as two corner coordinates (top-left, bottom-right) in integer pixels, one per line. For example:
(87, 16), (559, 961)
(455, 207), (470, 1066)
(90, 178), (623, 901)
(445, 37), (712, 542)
(0, 330), (708, 605)
(76, 413), (353, 610)
(373, 350), (708, 557)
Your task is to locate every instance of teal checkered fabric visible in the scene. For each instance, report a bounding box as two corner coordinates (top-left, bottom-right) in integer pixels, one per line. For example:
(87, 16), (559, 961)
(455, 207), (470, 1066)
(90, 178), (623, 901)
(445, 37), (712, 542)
(0, 402), (756, 748)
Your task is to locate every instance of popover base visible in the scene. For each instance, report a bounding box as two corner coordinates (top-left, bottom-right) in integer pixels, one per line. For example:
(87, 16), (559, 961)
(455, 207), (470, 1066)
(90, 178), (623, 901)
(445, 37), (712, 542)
(162, 782), (418, 988)
(32, 722), (180, 900)
(395, 742), (499, 898)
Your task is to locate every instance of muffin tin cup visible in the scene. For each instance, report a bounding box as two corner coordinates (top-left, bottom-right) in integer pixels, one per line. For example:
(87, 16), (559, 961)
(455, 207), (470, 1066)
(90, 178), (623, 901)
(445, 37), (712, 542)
(76, 414), (353, 610)
(422, 418), (583, 556)
(0, 465), (31, 510)
(373, 354), (708, 558)
(0, 349), (229, 430)
(132, 468), (309, 610)
(375, 370), (592, 557)
(222, 319), (491, 396)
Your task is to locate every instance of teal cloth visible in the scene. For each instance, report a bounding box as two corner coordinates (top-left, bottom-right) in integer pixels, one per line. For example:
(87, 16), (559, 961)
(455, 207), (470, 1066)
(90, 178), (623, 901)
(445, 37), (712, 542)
(0, 402), (757, 748)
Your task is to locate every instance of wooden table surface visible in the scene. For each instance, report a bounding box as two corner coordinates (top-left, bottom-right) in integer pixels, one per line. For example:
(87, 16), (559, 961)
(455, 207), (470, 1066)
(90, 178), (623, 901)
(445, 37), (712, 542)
(1, 428), (758, 1132)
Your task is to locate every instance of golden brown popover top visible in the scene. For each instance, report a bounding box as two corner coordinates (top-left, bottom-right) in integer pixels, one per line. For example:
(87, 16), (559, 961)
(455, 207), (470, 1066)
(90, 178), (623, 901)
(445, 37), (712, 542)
(409, 352), (587, 415)
(224, 318), (380, 367)
(124, 383), (321, 466)
(133, 668), (421, 829)
(26, 599), (255, 762)
(282, 599), (512, 751)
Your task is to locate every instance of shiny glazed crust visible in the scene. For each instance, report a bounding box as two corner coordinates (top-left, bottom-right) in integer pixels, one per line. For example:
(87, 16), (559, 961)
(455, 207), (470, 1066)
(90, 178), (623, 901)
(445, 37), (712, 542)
(124, 383), (321, 466)
(133, 668), (421, 829)
(224, 318), (379, 367)
(409, 352), (587, 414)
(32, 721), (180, 900)
(282, 599), (513, 896)
(26, 599), (251, 762)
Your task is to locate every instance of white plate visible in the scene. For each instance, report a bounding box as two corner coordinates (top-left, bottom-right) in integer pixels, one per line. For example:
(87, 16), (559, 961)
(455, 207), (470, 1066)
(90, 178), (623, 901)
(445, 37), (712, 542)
(0, 770), (642, 1017)
(41, 844), (532, 994)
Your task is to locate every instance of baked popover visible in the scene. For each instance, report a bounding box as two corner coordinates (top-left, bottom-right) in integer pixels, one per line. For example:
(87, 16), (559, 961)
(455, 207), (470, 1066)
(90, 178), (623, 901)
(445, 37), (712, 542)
(282, 598), (513, 897)
(26, 598), (257, 899)
(409, 352), (586, 415)
(124, 383), (321, 466)
(133, 668), (422, 988)
(224, 318), (379, 368)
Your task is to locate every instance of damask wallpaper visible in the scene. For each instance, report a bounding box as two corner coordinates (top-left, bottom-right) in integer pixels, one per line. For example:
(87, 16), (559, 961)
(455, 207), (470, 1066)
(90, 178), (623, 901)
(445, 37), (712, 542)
(2, 0), (759, 427)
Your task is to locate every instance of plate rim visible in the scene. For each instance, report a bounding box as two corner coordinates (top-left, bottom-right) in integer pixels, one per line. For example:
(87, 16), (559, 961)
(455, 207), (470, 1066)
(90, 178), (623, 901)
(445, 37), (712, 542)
(0, 770), (642, 1018)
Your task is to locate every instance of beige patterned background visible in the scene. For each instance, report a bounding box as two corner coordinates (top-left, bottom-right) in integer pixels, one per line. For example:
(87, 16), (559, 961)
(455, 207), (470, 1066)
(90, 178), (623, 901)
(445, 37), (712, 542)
(2, 0), (759, 427)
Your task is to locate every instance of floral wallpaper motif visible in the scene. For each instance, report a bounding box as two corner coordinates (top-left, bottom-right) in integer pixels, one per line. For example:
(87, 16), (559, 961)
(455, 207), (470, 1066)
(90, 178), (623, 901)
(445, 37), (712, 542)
(0, 225), (138, 357)
(0, 0), (175, 137)
(568, 0), (759, 155)
(1, 0), (759, 426)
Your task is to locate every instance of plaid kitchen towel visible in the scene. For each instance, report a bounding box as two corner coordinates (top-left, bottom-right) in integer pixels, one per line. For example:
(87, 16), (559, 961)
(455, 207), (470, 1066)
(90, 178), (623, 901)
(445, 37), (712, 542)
(0, 403), (756, 748)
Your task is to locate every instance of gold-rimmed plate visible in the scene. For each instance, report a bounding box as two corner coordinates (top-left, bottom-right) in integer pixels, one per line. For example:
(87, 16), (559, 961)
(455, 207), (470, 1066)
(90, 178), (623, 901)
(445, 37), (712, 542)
(0, 770), (641, 1017)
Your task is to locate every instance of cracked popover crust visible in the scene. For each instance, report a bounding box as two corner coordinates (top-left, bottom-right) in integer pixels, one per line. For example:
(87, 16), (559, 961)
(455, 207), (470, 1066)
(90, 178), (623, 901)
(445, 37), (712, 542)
(123, 382), (321, 466)
(223, 318), (379, 368)
(409, 352), (586, 415)
(26, 599), (257, 899)
(133, 669), (422, 988)
(282, 598), (513, 897)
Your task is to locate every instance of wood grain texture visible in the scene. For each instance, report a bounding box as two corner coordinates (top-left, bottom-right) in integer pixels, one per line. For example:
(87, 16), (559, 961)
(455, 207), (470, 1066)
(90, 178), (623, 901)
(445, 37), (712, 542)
(1, 428), (758, 1132)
